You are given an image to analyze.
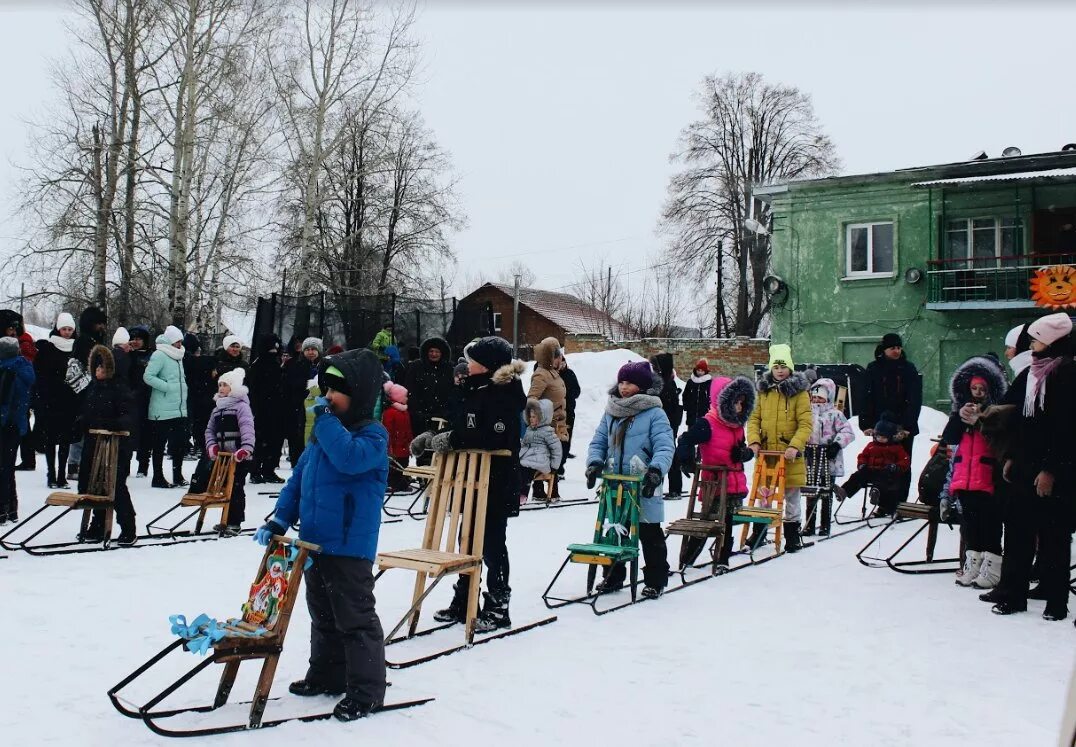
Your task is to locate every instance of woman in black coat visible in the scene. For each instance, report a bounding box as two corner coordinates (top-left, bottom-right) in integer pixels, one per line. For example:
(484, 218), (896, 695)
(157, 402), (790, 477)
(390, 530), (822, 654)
(651, 353), (684, 497)
(681, 359), (712, 428)
(248, 334), (286, 483)
(34, 317), (80, 488)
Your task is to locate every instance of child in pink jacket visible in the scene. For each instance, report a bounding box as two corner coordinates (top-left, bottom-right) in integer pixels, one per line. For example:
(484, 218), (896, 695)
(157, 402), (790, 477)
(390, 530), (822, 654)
(675, 375), (756, 570)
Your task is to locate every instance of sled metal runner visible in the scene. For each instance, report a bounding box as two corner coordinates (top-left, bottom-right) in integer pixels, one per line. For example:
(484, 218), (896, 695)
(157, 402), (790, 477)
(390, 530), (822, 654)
(519, 497), (598, 512)
(108, 637), (432, 737)
(856, 501), (961, 574)
(383, 614), (558, 668)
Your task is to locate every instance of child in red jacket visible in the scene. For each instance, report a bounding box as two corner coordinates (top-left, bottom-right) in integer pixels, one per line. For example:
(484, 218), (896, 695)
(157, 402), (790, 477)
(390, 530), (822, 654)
(675, 375), (756, 570)
(835, 414), (910, 516)
(382, 382), (413, 492)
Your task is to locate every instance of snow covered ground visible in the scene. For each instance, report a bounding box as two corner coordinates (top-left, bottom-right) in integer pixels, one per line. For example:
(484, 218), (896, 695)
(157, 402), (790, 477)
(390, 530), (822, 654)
(1, 349), (1073, 746)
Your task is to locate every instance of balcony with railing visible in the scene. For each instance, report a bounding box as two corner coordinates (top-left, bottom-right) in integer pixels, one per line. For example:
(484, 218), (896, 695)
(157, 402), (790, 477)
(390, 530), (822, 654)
(926, 252), (1076, 309)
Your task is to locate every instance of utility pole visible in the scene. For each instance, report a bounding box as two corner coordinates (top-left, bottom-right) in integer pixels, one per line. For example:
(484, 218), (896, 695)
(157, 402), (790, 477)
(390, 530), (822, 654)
(715, 239), (723, 337)
(512, 273), (521, 355)
(19, 283), (24, 318)
(606, 265), (612, 338)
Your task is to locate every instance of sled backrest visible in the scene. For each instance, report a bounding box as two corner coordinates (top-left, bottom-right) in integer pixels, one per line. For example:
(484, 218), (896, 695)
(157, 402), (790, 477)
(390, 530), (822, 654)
(203, 453), (237, 501)
(748, 451), (786, 510)
(421, 449), (512, 560)
(689, 465), (728, 519)
(84, 429), (128, 499)
(240, 535), (320, 638)
(591, 474), (641, 549)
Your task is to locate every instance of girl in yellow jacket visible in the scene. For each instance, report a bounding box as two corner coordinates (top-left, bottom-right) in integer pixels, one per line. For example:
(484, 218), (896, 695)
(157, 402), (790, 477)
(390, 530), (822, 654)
(746, 344), (814, 552)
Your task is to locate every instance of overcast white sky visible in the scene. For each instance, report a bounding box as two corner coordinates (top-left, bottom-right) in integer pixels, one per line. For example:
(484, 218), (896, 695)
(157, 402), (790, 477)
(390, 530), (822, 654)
(2, 2), (1075, 304)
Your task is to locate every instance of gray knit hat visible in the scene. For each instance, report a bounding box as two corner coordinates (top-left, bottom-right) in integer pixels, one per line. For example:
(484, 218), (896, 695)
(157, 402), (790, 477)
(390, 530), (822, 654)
(301, 337), (323, 356)
(0, 337), (19, 360)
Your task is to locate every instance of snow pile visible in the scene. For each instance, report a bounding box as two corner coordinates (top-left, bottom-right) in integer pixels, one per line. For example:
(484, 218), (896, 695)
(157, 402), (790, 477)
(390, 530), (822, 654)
(26, 323), (49, 340)
(0, 349), (1071, 746)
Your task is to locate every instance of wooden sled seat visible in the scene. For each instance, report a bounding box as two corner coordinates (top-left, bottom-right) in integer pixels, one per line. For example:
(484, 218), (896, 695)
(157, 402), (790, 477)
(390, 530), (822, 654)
(735, 507), (782, 522)
(402, 465), (436, 481)
(45, 491), (113, 508)
(566, 542), (639, 564)
(181, 493), (230, 508)
(377, 548), (482, 574)
(896, 502), (936, 521)
(666, 518), (724, 538)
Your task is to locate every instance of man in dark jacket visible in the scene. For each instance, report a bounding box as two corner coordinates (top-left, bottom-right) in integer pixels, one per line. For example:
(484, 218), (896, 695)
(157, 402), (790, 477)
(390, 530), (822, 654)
(404, 337), (455, 446)
(0, 309), (37, 471)
(259, 347), (388, 721)
(860, 333), (922, 502)
(183, 332), (216, 458)
(248, 334), (286, 483)
(558, 355), (581, 459)
(128, 325), (154, 476)
(652, 353), (684, 497)
(68, 306), (109, 480)
(412, 336), (526, 633)
(282, 337), (322, 467)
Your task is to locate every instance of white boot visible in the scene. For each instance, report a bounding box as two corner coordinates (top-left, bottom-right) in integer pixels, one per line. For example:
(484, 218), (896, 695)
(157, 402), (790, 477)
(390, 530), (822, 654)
(972, 551), (1002, 589)
(955, 550), (983, 586)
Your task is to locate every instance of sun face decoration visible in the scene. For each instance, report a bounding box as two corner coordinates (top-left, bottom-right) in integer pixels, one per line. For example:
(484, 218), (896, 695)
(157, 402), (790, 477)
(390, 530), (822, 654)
(1030, 265), (1076, 309)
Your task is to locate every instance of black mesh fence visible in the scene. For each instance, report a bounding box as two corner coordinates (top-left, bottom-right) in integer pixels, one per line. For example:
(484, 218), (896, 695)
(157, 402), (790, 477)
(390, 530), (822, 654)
(253, 292), (459, 352)
(446, 298), (497, 355)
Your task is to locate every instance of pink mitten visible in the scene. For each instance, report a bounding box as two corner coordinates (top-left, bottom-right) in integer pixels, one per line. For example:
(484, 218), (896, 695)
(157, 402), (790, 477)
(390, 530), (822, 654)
(235, 448), (251, 462)
(207, 444), (219, 461)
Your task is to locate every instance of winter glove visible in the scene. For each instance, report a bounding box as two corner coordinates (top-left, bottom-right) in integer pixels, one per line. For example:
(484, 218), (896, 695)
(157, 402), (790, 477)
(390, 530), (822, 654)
(310, 396), (330, 419)
(732, 444), (754, 464)
(207, 444), (219, 461)
(884, 463), (899, 474)
(410, 431), (434, 457)
(235, 448), (251, 462)
(640, 467), (662, 498)
(939, 495), (955, 524)
(430, 431), (454, 454)
(680, 459), (696, 478)
(254, 518), (287, 546)
(782, 447), (798, 462)
(585, 463), (602, 490)
(825, 442), (841, 461)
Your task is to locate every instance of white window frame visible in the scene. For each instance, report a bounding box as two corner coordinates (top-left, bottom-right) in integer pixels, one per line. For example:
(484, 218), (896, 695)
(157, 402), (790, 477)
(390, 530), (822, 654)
(491, 311), (503, 332)
(845, 221), (895, 278)
(943, 217), (1019, 268)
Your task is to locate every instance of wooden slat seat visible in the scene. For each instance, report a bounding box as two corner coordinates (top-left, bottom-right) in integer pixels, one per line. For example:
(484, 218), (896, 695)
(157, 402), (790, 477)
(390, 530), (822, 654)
(376, 449), (513, 644)
(403, 465), (436, 480)
(180, 493), (231, 508)
(566, 542), (639, 560)
(45, 491), (112, 508)
(738, 452), (787, 552)
(896, 502), (935, 520)
(666, 518), (723, 538)
(377, 549), (482, 574)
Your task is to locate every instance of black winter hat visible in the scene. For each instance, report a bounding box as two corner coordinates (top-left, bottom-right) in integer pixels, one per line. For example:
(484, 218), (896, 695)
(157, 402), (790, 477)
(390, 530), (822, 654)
(881, 333), (903, 349)
(464, 336), (512, 372)
(874, 414), (900, 440)
(321, 348), (383, 426)
(183, 332), (201, 354)
(454, 358), (469, 379)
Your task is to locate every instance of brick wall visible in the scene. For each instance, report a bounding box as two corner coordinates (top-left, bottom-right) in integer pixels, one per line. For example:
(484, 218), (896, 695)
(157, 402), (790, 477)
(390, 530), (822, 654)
(564, 334), (771, 377)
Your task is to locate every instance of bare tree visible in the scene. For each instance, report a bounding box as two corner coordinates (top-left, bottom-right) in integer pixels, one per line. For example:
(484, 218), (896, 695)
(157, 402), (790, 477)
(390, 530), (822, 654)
(272, 0), (417, 293)
(494, 260), (536, 288)
(660, 72), (839, 336)
(568, 255), (629, 338)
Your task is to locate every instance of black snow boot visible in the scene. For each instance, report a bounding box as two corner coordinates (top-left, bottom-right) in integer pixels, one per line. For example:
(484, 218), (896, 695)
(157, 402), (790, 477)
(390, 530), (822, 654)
(819, 496), (832, 537)
(290, 679), (345, 697)
(172, 465), (188, 488)
(784, 522), (804, 553)
(473, 591), (511, 633)
(333, 695), (380, 722)
(433, 593), (467, 624)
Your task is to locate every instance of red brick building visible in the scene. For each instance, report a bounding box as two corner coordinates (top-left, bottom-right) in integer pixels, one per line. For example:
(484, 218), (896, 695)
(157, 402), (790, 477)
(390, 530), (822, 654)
(450, 283), (629, 357)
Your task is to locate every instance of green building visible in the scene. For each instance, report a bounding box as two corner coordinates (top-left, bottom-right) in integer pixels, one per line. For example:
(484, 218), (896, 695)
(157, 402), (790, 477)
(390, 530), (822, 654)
(756, 148), (1076, 406)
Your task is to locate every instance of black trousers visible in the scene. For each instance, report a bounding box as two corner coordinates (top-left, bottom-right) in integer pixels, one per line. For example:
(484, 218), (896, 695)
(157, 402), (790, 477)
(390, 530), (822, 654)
(996, 482), (1073, 611)
(897, 436), (915, 502)
(304, 555), (387, 703)
(805, 492), (834, 534)
(452, 510), (511, 605)
(254, 416), (284, 477)
(136, 416), (153, 472)
(0, 423), (20, 518)
(83, 437), (135, 535)
(842, 468), (902, 515)
(18, 416), (35, 467)
(44, 440), (71, 484)
(151, 418), (188, 480)
(958, 489), (1002, 554)
(228, 461), (249, 525)
(285, 407), (306, 468)
(667, 454), (683, 495)
(190, 406), (212, 457)
(603, 522), (669, 590)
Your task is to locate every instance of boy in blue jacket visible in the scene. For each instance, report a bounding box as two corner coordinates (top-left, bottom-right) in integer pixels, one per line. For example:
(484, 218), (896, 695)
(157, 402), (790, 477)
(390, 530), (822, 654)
(256, 348), (388, 722)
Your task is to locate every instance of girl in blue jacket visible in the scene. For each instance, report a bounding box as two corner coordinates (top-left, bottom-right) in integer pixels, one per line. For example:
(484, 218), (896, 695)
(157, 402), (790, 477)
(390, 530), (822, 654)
(585, 360), (675, 599)
(0, 337), (35, 523)
(257, 348), (388, 722)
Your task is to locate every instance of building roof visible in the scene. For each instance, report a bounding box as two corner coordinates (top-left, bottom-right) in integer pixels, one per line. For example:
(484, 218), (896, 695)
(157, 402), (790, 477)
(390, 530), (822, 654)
(755, 149), (1076, 200)
(484, 283), (632, 338)
(911, 166), (1076, 188)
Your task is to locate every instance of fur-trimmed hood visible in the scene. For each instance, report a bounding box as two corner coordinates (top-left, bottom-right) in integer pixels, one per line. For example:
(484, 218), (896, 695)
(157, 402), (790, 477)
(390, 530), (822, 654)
(88, 344), (115, 380)
(809, 377), (837, 405)
(949, 356), (1007, 410)
(533, 337), (561, 369)
(525, 397), (554, 427)
(758, 369), (810, 397)
(492, 359), (526, 384)
(710, 375), (754, 427)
